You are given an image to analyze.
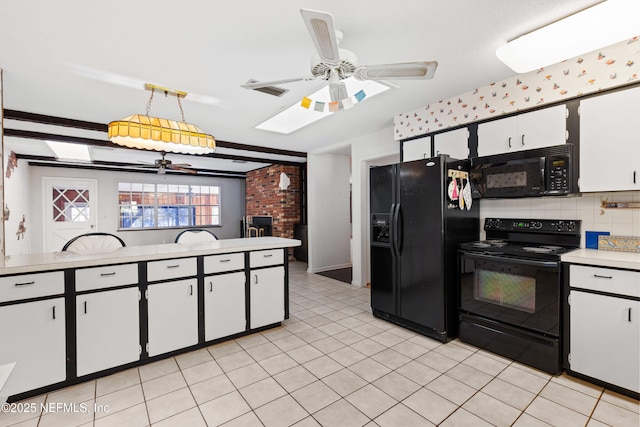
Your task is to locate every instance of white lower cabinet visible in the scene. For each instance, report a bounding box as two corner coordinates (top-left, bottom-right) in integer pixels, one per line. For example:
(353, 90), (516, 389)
(0, 298), (66, 396)
(250, 266), (285, 329)
(76, 288), (140, 376)
(569, 290), (640, 393)
(204, 272), (246, 341)
(147, 279), (198, 357)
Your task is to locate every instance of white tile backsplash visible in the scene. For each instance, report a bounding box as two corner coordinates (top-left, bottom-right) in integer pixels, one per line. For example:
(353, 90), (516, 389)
(479, 191), (640, 247)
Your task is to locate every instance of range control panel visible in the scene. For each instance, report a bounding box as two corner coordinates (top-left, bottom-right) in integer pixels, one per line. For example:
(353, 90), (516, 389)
(484, 218), (580, 234)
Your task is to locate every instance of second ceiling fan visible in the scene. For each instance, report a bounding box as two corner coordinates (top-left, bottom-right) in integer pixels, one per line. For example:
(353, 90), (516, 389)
(242, 9), (438, 103)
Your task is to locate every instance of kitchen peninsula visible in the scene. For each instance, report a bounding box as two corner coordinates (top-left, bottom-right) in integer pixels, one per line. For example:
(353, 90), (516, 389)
(0, 237), (301, 402)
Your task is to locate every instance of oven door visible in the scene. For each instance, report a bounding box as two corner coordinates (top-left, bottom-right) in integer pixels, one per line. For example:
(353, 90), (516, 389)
(459, 251), (560, 336)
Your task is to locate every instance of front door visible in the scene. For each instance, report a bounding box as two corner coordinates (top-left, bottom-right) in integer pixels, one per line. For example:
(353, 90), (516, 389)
(43, 178), (98, 253)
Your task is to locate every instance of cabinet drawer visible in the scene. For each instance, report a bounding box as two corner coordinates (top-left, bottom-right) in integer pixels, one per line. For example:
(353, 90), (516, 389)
(570, 265), (640, 297)
(250, 249), (284, 268)
(0, 271), (65, 303)
(147, 257), (197, 282)
(204, 253), (245, 274)
(76, 263), (139, 292)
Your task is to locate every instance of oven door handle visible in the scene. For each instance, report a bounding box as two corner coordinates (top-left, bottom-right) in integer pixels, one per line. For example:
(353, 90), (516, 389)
(460, 251), (559, 268)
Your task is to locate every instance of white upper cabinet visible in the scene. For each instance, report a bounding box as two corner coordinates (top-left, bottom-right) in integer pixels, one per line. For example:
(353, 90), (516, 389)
(433, 128), (469, 160)
(402, 136), (431, 162)
(477, 105), (568, 157)
(579, 86), (640, 192)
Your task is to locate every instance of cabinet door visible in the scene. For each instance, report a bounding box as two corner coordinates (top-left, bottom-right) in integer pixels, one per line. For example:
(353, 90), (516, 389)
(477, 116), (517, 156)
(516, 105), (567, 152)
(204, 272), (246, 341)
(579, 87), (640, 192)
(76, 288), (140, 376)
(433, 128), (469, 159)
(570, 291), (640, 393)
(402, 136), (431, 162)
(147, 279), (198, 357)
(249, 266), (285, 329)
(0, 298), (66, 396)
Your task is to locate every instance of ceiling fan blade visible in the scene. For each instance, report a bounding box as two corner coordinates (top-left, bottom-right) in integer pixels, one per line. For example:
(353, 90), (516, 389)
(300, 9), (340, 66)
(329, 82), (348, 103)
(241, 76), (318, 89)
(168, 164), (197, 174)
(353, 61), (438, 81)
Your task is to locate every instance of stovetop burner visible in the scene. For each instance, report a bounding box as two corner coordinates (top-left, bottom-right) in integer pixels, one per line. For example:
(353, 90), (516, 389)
(459, 218), (581, 261)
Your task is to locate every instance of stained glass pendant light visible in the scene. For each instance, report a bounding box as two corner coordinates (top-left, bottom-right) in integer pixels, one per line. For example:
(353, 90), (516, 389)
(108, 84), (216, 155)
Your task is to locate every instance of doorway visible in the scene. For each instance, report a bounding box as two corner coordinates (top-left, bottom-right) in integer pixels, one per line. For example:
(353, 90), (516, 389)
(43, 178), (98, 253)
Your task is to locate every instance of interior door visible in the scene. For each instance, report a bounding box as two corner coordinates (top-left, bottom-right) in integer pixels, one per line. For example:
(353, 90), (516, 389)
(43, 178), (98, 253)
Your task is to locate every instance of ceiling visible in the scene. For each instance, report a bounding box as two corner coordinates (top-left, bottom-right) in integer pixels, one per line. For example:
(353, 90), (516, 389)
(0, 0), (600, 174)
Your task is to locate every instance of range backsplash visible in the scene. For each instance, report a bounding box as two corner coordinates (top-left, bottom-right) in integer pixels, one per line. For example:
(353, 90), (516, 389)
(479, 191), (640, 247)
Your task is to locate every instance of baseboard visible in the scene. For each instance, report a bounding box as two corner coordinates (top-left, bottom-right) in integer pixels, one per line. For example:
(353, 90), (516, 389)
(307, 263), (352, 274)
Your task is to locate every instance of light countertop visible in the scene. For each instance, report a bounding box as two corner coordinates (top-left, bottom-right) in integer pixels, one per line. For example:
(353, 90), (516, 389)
(561, 248), (640, 270)
(0, 237), (301, 276)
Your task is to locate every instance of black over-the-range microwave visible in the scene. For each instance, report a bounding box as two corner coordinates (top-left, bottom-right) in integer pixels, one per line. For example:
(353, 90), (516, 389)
(469, 144), (575, 198)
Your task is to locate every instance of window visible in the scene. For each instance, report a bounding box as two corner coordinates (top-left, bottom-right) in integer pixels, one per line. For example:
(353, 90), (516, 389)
(118, 183), (220, 230)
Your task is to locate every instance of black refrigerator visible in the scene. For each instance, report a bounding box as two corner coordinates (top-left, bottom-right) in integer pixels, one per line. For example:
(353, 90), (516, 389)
(370, 156), (479, 342)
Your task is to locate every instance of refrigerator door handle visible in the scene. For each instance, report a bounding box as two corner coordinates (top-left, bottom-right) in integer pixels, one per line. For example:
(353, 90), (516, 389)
(395, 204), (403, 254)
(389, 203), (397, 257)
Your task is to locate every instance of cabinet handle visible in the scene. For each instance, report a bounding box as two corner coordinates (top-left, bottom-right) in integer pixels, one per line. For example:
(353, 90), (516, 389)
(52, 305), (56, 320)
(100, 272), (116, 277)
(634, 171), (637, 184)
(15, 281), (35, 286)
(593, 274), (613, 279)
(209, 281), (213, 292)
(521, 134), (525, 146)
(254, 275), (259, 285)
(189, 285), (193, 296)
(84, 301), (87, 314)
(628, 308), (632, 322)
(263, 254), (273, 258)
(166, 264), (180, 269)
(507, 137), (512, 148)
(219, 259), (231, 263)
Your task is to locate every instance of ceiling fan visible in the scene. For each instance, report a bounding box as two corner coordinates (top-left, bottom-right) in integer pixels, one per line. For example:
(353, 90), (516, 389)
(242, 9), (438, 102)
(138, 152), (197, 175)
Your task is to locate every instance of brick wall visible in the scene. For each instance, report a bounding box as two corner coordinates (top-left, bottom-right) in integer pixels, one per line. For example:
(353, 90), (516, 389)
(246, 165), (301, 254)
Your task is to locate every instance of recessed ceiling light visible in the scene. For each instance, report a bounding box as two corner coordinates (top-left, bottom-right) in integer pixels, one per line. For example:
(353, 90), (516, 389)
(255, 77), (390, 134)
(46, 141), (92, 162)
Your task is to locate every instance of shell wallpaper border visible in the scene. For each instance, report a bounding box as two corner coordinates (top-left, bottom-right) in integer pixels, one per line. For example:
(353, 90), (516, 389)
(394, 36), (640, 140)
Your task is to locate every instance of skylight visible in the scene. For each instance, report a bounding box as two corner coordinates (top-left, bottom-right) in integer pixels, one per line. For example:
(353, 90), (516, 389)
(256, 77), (391, 134)
(46, 141), (92, 162)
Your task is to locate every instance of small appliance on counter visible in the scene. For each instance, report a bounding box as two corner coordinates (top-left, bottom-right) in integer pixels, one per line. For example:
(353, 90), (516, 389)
(458, 217), (581, 374)
(370, 155), (479, 343)
(469, 144), (576, 198)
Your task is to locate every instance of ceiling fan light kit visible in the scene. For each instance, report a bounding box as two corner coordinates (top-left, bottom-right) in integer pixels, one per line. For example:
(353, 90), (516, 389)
(108, 83), (216, 155)
(244, 8), (438, 120)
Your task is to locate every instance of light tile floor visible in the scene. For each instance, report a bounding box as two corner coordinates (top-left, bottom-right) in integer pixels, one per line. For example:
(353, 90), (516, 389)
(1, 261), (639, 427)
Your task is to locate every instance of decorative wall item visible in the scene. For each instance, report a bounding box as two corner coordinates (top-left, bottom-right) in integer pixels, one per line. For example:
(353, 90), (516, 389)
(5, 151), (17, 178)
(394, 36), (640, 140)
(16, 214), (26, 240)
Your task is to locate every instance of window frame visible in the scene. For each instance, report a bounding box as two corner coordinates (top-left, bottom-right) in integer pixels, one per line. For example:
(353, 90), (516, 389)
(117, 182), (221, 231)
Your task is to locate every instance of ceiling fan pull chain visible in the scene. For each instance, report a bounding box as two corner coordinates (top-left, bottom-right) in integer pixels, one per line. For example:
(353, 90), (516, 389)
(177, 96), (186, 122)
(145, 88), (155, 116)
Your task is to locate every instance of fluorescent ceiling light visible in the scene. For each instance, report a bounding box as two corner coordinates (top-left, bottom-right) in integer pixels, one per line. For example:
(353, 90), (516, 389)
(496, 0), (640, 73)
(256, 77), (390, 134)
(46, 141), (92, 162)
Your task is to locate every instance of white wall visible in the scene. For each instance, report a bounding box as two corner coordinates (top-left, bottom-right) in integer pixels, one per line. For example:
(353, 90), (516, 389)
(307, 152), (352, 273)
(3, 152), (31, 256)
(349, 128), (400, 287)
(27, 164), (246, 253)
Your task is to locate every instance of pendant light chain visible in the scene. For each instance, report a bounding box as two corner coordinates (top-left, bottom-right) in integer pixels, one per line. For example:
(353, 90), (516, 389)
(177, 96), (186, 122)
(145, 88), (155, 116)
